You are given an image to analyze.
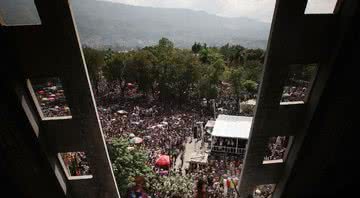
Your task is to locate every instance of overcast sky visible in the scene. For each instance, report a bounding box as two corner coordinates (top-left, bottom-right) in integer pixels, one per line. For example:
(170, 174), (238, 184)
(100, 0), (338, 23)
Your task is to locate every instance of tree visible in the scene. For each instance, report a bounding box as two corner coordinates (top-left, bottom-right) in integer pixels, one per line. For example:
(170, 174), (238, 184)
(107, 138), (154, 196)
(243, 80), (258, 97)
(103, 52), (134, 97)
(191, 42), (202, 54)
(149, 174), (194, 197)
(244, 60), (263, 83)
(128, 50), (158, 96)
(83, 47), (104, 95)
(243, 48), (265, 64)
(220, 43), (245, 66)
(229, 68), (245, 112)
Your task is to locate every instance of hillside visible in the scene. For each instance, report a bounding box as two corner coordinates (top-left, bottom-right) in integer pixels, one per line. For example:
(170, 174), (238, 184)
(70, 0), (270, 49)
(0, 0), (271, 49)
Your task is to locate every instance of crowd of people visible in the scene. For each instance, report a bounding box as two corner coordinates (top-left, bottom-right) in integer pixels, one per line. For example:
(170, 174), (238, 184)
(264, 136), (289, 161)
(98, 96), (211, 172)
(253, 184), (276, 198)
(186, 157), (243, 198)
(31, 78), (289, 197)
(31, 78), (71, 117)
(60, 152), (91, 177)
(281, 85), (308, 102)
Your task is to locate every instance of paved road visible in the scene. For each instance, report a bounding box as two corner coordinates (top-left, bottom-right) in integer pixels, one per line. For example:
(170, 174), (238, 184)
(174, 137), (208, 175)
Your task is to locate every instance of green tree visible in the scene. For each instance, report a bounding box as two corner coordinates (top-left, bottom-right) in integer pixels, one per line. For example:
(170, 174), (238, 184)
(243, 48), (265, 64)
(128, 50), (158, 96)
(103, 52), (134, 97)
(229, 68), (245, 111)
(220, 43), (245, 66)
(83, 47), (104, 95)
(149, 174), (194, 197)
(107, 138), (153, 196)
(191, 42), (202, 54)
(244, 60), (263, 83)
(243, 80), (258, 96)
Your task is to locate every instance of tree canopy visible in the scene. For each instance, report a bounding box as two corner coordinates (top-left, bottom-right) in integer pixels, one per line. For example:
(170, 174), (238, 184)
(83, 38), (265, 105)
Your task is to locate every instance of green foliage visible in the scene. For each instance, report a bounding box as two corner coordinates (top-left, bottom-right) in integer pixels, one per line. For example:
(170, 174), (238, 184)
(91, 38), (265, 103)
(149, 174), (194, 197)
(83, 47), (105, 93)
(191, 42), (202, 54)
(107, 138), (153, 196)
(220, 43), (245, 66)
(243, 80), (258, 95)
(244, 60), (263, 83)
(244, 48), (265, 63)
(229, 67), (245, 98)
(103, 52), (128, 82)
(127, 50), (158, 95)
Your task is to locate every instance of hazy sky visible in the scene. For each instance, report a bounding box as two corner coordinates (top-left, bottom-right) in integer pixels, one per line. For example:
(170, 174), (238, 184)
(101, 0), (338, 22)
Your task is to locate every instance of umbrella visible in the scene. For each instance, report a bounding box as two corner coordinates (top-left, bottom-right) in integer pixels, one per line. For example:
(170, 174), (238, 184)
(117, 110), (128, 114)
(155, 155), (170, 167)
(130, 137), (143, 144)
(129, 133), (135, 138)
(144, 135), (151, 140)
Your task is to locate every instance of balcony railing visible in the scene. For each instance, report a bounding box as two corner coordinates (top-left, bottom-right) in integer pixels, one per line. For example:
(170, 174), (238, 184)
(212, 145), (246, 155)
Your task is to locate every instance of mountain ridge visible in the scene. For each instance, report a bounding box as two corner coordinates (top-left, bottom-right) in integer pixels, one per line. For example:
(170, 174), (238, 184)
(71, 0), (270, 49)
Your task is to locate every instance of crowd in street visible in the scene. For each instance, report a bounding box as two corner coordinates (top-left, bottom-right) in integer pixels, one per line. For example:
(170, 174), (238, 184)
(32, 78), (288, 197)
(186, 157), (243, 198)
(98, 98), (211, 172)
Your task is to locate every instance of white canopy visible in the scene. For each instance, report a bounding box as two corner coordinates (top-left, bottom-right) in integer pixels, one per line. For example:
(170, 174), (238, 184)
(240, 99), (256, 105)
(211, 114), (253, 139)
(205, 120), (216, 128)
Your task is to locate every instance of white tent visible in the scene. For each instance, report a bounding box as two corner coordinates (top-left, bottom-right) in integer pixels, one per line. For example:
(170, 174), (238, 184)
(205, 120), (216, 128)
(211, 115), (253, 139)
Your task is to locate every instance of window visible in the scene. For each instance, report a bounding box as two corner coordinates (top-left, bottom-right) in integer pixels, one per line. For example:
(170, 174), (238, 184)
(27, 77), (72, 120)
(305, 0), (338, 14)
(263, 136), (292, 164)
(253, 184), (276, 198)
(0, 0), (41, 26)
(58, 152), (92, 180)
(280, 64), (318, 104)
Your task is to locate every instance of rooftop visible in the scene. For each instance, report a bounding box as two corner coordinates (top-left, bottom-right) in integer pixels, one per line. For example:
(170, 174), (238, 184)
(211, 114), (253, 139)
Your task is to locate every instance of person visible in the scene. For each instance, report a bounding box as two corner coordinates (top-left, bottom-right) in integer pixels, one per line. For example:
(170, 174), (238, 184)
(127, 176), (148, 198)
(195, 179), (207, 198)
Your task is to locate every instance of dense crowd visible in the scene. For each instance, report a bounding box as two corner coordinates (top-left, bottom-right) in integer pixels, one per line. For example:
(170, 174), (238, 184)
(32, 78), (288, 197)
(98, 97), (211, 172)
(60, 152), (91, 177)
(281, 86), (308, 102)
(253, 184), (276, 198)
(264, 136), (289, 161)
(186, 157), (243, 198)
(31, 78), (71, 118)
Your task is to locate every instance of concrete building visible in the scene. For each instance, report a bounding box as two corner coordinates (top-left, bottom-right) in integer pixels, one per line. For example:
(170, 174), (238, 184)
(1, 0), (359, 197)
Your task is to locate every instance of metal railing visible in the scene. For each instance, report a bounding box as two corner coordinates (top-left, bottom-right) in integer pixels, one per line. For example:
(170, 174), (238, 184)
(212, 146), (246, 155)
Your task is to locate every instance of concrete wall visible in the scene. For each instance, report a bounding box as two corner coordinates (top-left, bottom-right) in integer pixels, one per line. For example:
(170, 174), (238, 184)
(0, 0), (120, 197)
(238, 0), (358, 197)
